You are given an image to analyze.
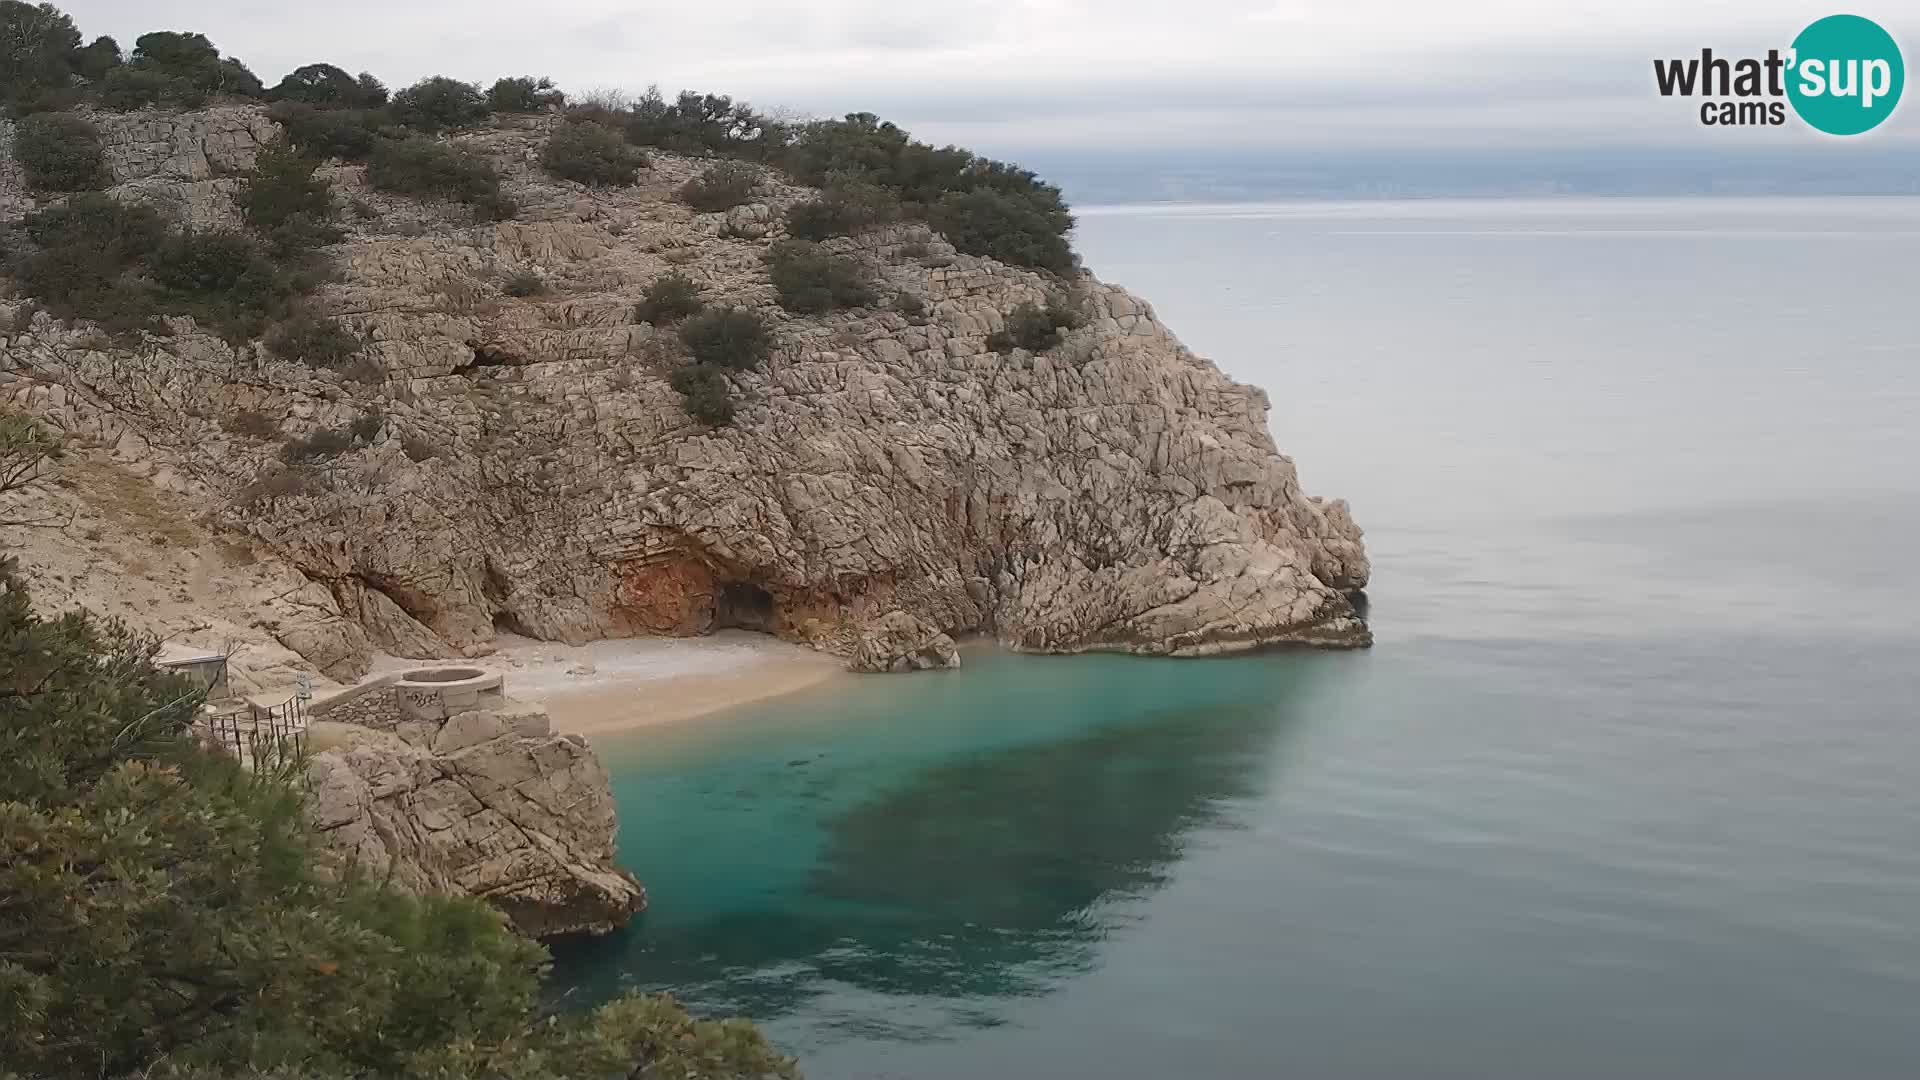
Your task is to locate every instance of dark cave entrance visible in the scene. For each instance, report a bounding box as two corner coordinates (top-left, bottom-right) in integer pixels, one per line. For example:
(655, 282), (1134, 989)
(714, 581), (777, 633)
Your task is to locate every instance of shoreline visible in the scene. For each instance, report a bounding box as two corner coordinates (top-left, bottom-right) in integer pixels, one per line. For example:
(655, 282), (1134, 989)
(367, 630), (845, 735)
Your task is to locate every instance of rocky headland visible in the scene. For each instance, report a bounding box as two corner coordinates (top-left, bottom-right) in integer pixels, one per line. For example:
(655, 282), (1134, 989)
(1, 106), (1370, 690)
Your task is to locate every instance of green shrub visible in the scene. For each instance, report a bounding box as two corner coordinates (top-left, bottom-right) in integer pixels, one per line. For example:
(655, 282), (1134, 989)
(264, 311), (360, 368)
(278, 425), (353, 462)
(765, 239), (874, 314)
(540, 119), (644, 186)
(0, 0), (82, 104)
(501, 270), (544, 297)
(634, 271), (703, 324)
(347, 410), (382, 443)
(147, 230), (289, 340)
(236, 139), (341, 257)
(390, 75), (490, 132)
(95, 65), (197, 109)
(669, 363), (735, 425)
(929, 188), (1076, 276)
(107, 30), (261, 106)
(69, 33), (121, 81)
(367, 136), (501, 204)
(11, 112), (107, 191)
(268, 62), (385, 108)
(22, 192), (164, 256)
(678, 159), (760, 212)
(781, 112), (1077, 275)
(267, 103), (388, 161)
(679, 305), (769, 371)
(784, 177), (898, 240)
(894, 291), (926, 318)
(487, 75), (562, 113)
(986, 294), (1084, 353)
(11, 195), (164, 331)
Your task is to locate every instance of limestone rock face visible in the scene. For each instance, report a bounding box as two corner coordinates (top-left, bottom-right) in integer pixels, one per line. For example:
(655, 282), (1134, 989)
(304, 699), (646, 938)
(849, 610), (961, 673)
(2, 108), (1371, 678)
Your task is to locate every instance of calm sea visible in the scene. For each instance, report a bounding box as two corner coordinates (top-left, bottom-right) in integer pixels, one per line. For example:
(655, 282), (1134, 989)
(553, 198), (1920, 1079)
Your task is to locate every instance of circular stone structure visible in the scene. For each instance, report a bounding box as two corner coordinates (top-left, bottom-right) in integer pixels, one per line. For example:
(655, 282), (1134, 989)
(392, 666), (505, 720)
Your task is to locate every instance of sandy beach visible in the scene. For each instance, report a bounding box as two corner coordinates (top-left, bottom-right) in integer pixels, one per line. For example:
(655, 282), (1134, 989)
(367, 631), (845, 735)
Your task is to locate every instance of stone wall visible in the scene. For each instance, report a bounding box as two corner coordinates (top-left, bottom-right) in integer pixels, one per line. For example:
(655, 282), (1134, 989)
(309, 676), (404, 730)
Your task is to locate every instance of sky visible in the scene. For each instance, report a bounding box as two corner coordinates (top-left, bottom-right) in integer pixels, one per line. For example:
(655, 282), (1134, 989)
(49, 1), (1920, 192)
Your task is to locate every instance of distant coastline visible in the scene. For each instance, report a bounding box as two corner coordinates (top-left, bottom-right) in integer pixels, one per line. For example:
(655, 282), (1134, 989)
(1028, 145), (1920, 206)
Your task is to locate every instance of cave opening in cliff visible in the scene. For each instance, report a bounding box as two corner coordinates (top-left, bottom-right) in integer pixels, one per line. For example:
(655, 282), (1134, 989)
(714, 582), (777, 633)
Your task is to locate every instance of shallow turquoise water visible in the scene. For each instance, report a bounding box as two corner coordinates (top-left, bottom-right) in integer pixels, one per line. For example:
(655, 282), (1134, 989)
(553, 199), (1920, 1078)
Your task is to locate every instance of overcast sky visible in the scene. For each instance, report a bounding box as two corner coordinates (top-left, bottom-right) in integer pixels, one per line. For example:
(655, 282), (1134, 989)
(53, 0), (1920, 155)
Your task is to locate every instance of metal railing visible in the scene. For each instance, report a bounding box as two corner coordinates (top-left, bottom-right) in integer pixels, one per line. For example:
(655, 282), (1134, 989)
(204, 693), (308, 771)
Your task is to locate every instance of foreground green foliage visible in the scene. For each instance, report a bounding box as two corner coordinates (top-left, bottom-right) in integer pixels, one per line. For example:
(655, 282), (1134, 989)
(0, 490), (800, 1078)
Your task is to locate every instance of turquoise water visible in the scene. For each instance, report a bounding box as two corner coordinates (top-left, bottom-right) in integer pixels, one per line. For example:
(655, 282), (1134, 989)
(554, 199), (1920, 1078)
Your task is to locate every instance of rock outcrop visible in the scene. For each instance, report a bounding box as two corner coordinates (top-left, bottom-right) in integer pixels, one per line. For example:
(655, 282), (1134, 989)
(1, 108), (1370, 685)
(849, 610), (962, 673)
(304, 684), (645, 937)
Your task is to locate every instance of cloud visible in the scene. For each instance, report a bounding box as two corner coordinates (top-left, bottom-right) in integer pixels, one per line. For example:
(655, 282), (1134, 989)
(53, 0), (1920, 157)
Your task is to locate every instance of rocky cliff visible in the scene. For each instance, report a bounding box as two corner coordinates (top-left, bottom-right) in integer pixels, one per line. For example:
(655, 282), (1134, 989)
(303, 683), (645, 937)
(1, 107), (1369, 683)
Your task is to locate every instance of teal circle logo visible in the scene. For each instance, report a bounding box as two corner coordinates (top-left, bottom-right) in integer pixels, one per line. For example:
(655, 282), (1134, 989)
(1787, 14), (1904, 135)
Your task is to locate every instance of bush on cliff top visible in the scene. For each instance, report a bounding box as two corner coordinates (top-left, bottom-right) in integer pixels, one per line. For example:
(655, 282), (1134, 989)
(390, 74), (490, 133)
(541, 118), (645, 187)
(488, 74), (563, 113)
(268, 62), (387, 109)
(0, 552), (799, 1080)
